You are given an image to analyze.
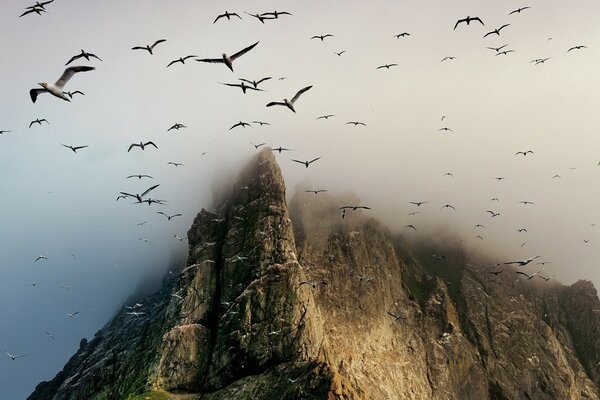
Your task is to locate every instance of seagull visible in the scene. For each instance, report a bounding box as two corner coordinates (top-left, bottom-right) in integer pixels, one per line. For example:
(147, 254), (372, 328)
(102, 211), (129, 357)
(537, 275), (555, 282)
(61, 144), (88, 153)
(487, 44), (508, 52)
(66, 311), (80, 318)
(394, 33), (410, 38)
(408, 212), (420, 216)
(20, 6), (47, 17)
(26, 281), (43, 287)
(244, 11), (274, 23)
(552, 174), (562, 179)
(509, 7), (531, 15)
(271, 147), (292, 153)
(167, 123), (186, 131)
(515, 271), (542, 280)
(441, 56), (456, 62)
(252, 121), (270, 126)
(504, 256), (540, 266)
(489, 198), (499, 202)
(304, 189), (327, 194)
(29, 66), (95, 103)
(4, 352), (27, 360)
(410, 201), (429, 207)
(260, 11), (292, 19)
(230, 121), (251, 130)
(339, 205), (371, 211)
(139, 238), (151, 244)
(220, 82), (263, 94)
(136, 221), (147, 226)
(568, 45), (588, 52)
(515, 150), (534, 156)
(266, 86), (312, 112)
(239, 77), (271, 88)
(128, 141), (158, 152)
(214, 11), (242, 23)
(26, 0), (54, 10)
(486, 210), (500, 217)
(34, 255), (48, 262)
(484, 24), (510, 37)
(346, 121), (367, 126)
(454, 16), (484, 30)
(292, 157), (321, 168)
(120, 184), (160, 203)
(63, 90), (85, 99)
(167, 162), (184, 167)
(387, 311), (404, 321)
(334, 51), (346, 56)
(494, 177), (506, 181)
(317, 115), (335, 120)
(65, 50), (102, 65)
(166, 55), (197, 68)
(476, 235), (484, 240)
(132, 39), (166, 55)
(157, 212), (182, 221)
(377, 64), (398, 69)
(127, 174), (153, 179)
(197, 41), (259, 72)
(311, 34), (334, 41)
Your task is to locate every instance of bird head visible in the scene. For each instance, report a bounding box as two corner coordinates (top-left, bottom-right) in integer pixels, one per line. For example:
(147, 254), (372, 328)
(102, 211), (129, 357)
(39, 82), (48, 88)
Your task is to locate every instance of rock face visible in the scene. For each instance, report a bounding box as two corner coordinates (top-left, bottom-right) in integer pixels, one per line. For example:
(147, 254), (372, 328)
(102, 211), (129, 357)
(30, 149), (600, 400)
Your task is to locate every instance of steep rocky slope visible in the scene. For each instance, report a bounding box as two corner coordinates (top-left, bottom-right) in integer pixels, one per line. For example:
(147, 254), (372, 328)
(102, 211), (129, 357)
(30, 149), (600, 400)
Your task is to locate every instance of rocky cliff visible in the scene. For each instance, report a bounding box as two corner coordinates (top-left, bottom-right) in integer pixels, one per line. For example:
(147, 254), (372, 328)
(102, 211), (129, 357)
(29, 149), (600, 400)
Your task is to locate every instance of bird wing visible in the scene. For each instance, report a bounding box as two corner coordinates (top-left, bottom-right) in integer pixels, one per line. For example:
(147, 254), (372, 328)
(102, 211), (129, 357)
(166, 59), (181, 67)
(256, 77), (272, 84)
(127, 143), (139, 152)
(291, 159), (305, 165)
(151, 39), (167, 48)
(73, 145), (88, 151)
(231, 41), (259, 60)
(498, 24), (510, 31)
(291, 85), (312, 103)
(515, 271), (532, 279)
(29, 88), (46, 103)
(172, 214), (183, 217)
(141, 184), (159, 198)
(483, 31), (495, 38)
(473, 17), (484, 25)
(238, 78), (252, 84)
(145, 141), (158, 149)
(197, 58), (224, 64)
(453, 18), (466, 30)
(157, 212), (167, 217)
(131, 46), (148, 51)
(308, 157), (321, 164)
(266, 101), (286, 107)
(213, 14), (225, 23)
(65, 53), (83, 65)
(55, 66), (95, 89)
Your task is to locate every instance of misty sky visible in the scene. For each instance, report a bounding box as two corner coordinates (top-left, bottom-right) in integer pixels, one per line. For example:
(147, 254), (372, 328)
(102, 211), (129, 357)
(1, 0), (600, 398)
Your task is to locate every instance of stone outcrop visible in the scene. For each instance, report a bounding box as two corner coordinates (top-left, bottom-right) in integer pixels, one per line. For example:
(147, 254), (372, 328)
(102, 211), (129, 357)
(29, 149), (600, 400)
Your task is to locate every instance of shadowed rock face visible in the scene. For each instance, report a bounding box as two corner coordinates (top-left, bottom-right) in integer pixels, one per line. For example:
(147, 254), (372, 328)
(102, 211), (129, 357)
(30, 149), (600, 400)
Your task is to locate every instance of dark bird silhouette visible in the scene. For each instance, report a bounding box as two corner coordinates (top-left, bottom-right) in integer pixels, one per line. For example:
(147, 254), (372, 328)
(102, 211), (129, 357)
(29, 118), (49, 128)
(532, 58), (550, 65)
(244, 11), (274, 23)
(518, 201), (535, 205)
(252, 121), (270, 126)
(346, 121), (367, 126)
(509, 7), (531, 15)
(487, 44), (508, 52)
(454, 16), (484, 30)
(250, 142), (266, 149)
(61, 144), (88, 153)
(4, 352), (27, 361)
(239, 77), (271, 88)
(515, 150), (534, 156)
(120, 184), (159, 204)
(168, 123), (186, 131)
(517, 228), (528, 233)
(126, 174), (153, 179)
(128, 141), (158, 152)
(504, 256), (540, 266)
(220, 82), (263, 94)
(0, 130), (11, 134)
(167, 162), (184, 167)
(311, 34), (334, 41)
(157, 212), (182, 221)
(304, 189), (327, 194)
(568, 45), (588, 52)
(317, 115), (335, 120)
(132, 39), (166, 55)
(443, 172), (454, 177)
(64, 90), (85, 99)
(230, 121), (250, 130)
(377, 64), (398, 69)
(441, 56), (456, 62)
(292, 157), (321, 168)
(486, 210), (501, 217)
(271, 147), (292, 153)
(299, 279), (327, 288)
(410, 201), (429, 207)
(495, 177), (506, 181)
(496, 50), (515, 56)
(65, 50), (102, 65)
(20, 7), (46, 17)
(167, 55), (197, 68)
(266, 86), (312, 112)
(387, 311), (405, 321)
(26, 1), (54, 10)
(484, 24), (510, 37)
(334, 51), (346, 56)
(340, 205), (371, 211)
(197, 41), (259, 72)
(214, 11), (242, 23)
(260, 11), (292, 19)
(34, 255), (48, 262)
(404, 224), (417, 231)
(516, 271), (542, 280)
(394, 33), (410, 38)
(441, 204), (456, 211)
(474, 224), (486, 229)
(438, 127), (453, 132)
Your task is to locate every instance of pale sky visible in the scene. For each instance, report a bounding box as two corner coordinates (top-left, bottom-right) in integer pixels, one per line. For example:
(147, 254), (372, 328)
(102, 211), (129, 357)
(1, 0), (600, 397)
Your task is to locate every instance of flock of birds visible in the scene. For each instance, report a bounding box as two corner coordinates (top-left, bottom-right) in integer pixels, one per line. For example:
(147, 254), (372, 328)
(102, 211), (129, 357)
(2, 3), (597, 387)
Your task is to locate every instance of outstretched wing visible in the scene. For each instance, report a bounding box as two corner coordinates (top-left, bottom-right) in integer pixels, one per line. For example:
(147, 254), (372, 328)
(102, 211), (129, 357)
(29, 88), (46, 103)
(231, 41), (259, 60)
(141, 184), (160, 198)
(256, 77), (272, 84)
(291, 159), (305, 165)
(145, 141), (158, 149)
(308, 157), (321, 164)
(266, 101), (286, 107)
(291, 85), (312, 103)
(151, 39), (167, 48)
(65, 53), (82, 65)
(55, 66), (95, 89)
(197, 58), (224, 64)
(453, 18), (466, 30)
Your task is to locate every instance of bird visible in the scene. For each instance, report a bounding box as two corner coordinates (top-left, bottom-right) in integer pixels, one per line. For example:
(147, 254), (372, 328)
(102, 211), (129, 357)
(63, 90), (85, 99)
(494, 177), (506, 181)
(260, 11), (292, 19)
(197, 41), (259, 72)
(404, 225), (417, 231)
(288, 377), (300, 384)
(167, 123), (186, 131)
(4, 352), (27, 360)
(299, 280), (327, 288)
(377, 64), (398, 69)
(244, 11), (274, 23)
(311, 34), (334, 41)
(66, 311), (80, 318)
(252, 121), (270, 126)
(65, 50), (102, 65)
(568, 45), (588, 52)
(552, 174), (562, 179)
(126, 174), (153, 179)
(29, 66), (95, 103)
(518, 201), (535, 205)
(496, 50), (515, 56)
(516, 271), (542, 280)
(292, 157), (321, 168)
(304, 189), (327, 194)
(317, 115), (335, 120)
(61, 144), (88, 153)
(26, 281), (43, 287)
(250, 142), (266, 149)
(532, 58), (550, 65)
(410, 201), (429, 207)
(230, 121), (251, 130)
(487, 44), (508, 52)
(266, 86), (312, 112)
(504, 256), (540, 266)
(489, 198), (499, 202)
(454, 16), (484, 30)
(136, 221), (147, 226)
(476, 235), (484, 240)
(516, 228), (528, 233)
(486, 210), (500, 217)
(438, 127), (453, 132)
(394, 33), (410, 38)
(408, 212), (420, 216)
(45, 332), (55, 341)
(515, 150), (534, 156)
(220, 82), (263, 94)
(157, 212), (182, 221)
(346, 121), (367, 126)
(128, 141), (158, 152)
(139, 238), (151, 244)
(167, 55), (197, 68)
(120, 184), (160, 204)
(214, 11), (242, 23)
(509, 7), (531, 15)
(34, 255), (48, 262)
(29, 119), (49, 128)
(0, 130), (11, 134)
(26, 1), (54, 11)
(441, 204), (456, 211)
(474, 224), (486, 229)
(339, 205), (371, 211)
(537, 275), (555, 282)
(20, 7), (47, 17)
(334, 51), (346, 56)
(131, 39), (166, 55)
(484, 24), (510, 37)
(443, 172), (454, 177)
(126, 311), (145, 317)
(167, 162), (184, 167)
(441, 56), (456, 62)
(239, 77), (271, 88)
(387, 311), (404, 321)
(271, 147), (292, 153)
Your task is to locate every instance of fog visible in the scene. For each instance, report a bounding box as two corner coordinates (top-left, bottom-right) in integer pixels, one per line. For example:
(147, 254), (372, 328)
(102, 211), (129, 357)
(1, 0), (600, 397)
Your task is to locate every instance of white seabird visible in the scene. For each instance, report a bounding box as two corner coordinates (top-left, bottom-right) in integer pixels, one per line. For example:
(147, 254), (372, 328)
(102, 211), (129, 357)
(196, 41), (259, 72)
(29, 66), (95, 103)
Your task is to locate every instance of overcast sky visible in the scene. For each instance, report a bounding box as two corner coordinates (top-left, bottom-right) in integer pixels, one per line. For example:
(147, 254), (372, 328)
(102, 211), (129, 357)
(1, 0), (600, 398)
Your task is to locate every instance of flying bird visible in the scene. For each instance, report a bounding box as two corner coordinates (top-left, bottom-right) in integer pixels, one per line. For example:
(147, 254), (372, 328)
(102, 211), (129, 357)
(454, 16), (484, 30)
(487, 44), (508, 52)
(197, 41), (259, 72)
(34, 255), (48, 262)
(29, 118), (49, 128)
(239, 77), (271, 88)
(441, 204), (456, 211)
(404, 224), (417, 231)
(214, 11), (242, 23)
(0, 130), (11, 134)
(252, 121), (270, 126)
(387, 311), (404, 321)
(443, 172), (454, 177)
(244, 11), (274, 23)
(484, 24), (510, 37)
(61, 144), (88, 153)
(441, 56), (456, 62)
(377, 64), (398, 69)
(346, 121), (366, 126)
(439, 127), (453, 132)
(127, 174), (153, 179)
(394, 33), (410, 38)
(317, 115), (335, 120)
(250, 142), (266, 149)
(486, 210), (501, 217)
(518, 201), (535, 205)
(132, 39), (166, 55)
(260, 11), (292, 19)
(167, 123), (186, 131)
(271, 147), (292, 153)
(292, 157), (321, 168)
(29, 66), (95, 103)
(311, 34), (334, 41)
(410, 201), (429, 207)
(516, 271), (542, 280)
(19, 7), (47, 17)
(509, 7), (531, 15)
(45, 332), (55, 341)
(515, 150), (534, 156)
(167, 162), (184, 167)
(568, 45), (588, 52)
(167, 55), (197, 68)
(120, 184), (160, 204)
(221, 82), (263, 94)
(157, 212), (182, 221)
(128, 141), (158, 152)
(4, 352), (27, 360)
(65, 50), (102, 65)
(474, 224), (486, 229)
(334, 51), (346, 56)
(299, 280), (327, 288)
(266, 86), (312, 112)
(66, 311), (80, 318)
(63, 90), (85, 99)
(496, 50), (515, 56)
(339, 205), (371, 211)
(304, 189), (327, 194)
(532, 58), (550, 65)
(504, 256), (540, 266)
(229, 121), (250, 130)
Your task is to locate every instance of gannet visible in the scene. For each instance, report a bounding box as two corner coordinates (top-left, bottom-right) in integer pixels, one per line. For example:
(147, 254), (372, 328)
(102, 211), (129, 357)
(61, 144), (88, 153)
(29, 66), (95, 103)
(197, 41), (259, 72)
(65, 50), (102, 65)
(266, 86), (312, 112)
(132, 39), (166, 55)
